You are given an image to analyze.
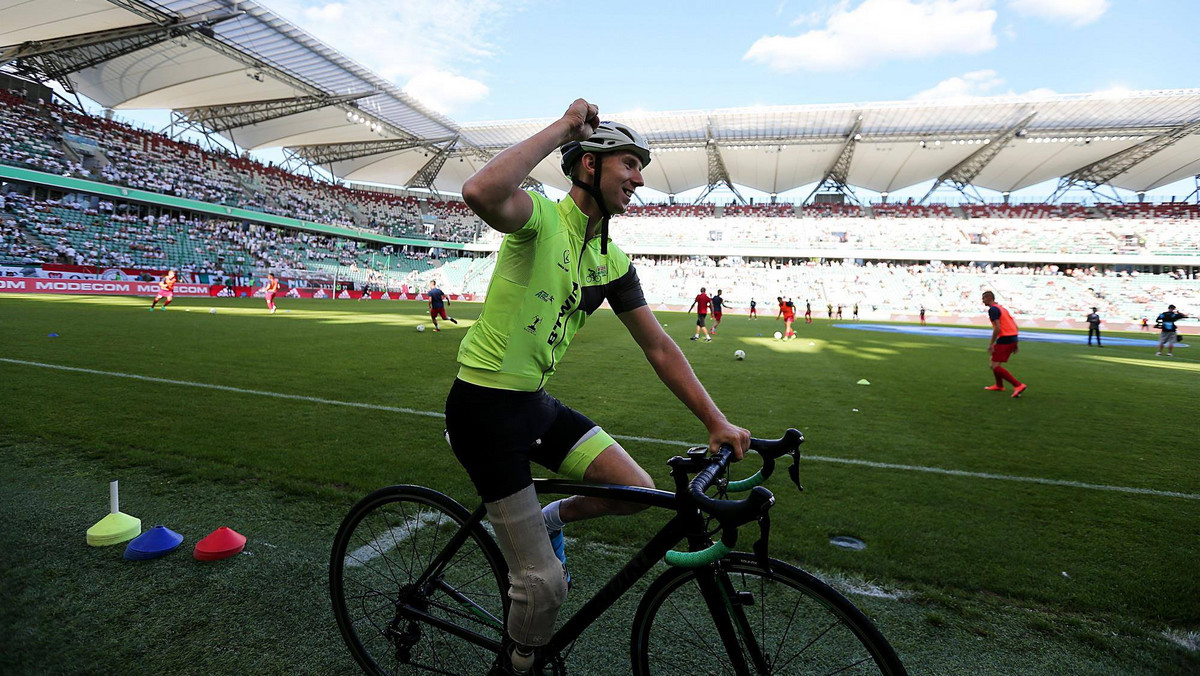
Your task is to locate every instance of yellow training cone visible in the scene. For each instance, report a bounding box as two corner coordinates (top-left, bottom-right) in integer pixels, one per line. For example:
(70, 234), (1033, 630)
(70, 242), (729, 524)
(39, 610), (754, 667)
(87, 480), (141, 547)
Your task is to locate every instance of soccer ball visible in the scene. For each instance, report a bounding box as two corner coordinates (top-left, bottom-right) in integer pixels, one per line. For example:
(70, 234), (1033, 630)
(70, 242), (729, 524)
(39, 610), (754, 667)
(773, 331), (782, 340)
(209, 308), (217, 314)
(734, 349), (746, 360)
(416, 324), (426, 332)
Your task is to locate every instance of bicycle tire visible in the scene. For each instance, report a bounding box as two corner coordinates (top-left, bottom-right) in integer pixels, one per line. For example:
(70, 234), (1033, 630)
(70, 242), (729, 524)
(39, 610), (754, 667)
(330, 485), (509, 675)
(631, 553), (907, 675)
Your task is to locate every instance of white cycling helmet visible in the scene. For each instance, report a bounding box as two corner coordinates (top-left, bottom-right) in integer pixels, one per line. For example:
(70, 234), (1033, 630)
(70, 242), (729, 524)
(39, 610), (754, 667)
(560, 121), (652, 176)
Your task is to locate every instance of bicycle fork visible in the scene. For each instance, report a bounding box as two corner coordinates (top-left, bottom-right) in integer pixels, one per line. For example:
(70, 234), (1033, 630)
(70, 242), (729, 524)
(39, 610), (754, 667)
(694, 564), (771, 675)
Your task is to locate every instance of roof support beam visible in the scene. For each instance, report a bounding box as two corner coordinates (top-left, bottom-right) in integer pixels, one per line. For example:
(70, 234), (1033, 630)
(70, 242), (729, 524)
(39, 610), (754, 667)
(406, 137), (460, 198)
(694, 121), (746, 205)
(1047, 118), (1200, 203)
(280, 146), (333, 183)
(805, 114), (863, 205)
(289, 136), (453, 165)
(180, 92), (376, 134)
(1, 13), (240, 89)
(921, 113), (1036, 204)
(520, 176), (546, 196)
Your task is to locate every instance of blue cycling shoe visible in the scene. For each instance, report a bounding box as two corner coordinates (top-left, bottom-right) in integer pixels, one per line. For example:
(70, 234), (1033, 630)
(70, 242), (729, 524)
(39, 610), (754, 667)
(549, 529), (572, 589)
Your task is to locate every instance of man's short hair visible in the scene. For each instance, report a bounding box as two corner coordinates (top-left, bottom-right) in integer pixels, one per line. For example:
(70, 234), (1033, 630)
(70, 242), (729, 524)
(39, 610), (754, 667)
(1169, 304), (1176, 309)
(982, 291), (995, 300)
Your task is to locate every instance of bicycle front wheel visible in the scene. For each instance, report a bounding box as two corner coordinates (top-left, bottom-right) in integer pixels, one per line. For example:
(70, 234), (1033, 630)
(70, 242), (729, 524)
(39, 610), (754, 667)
(631, 553), (906, 675)
(330, 485), (509, 675)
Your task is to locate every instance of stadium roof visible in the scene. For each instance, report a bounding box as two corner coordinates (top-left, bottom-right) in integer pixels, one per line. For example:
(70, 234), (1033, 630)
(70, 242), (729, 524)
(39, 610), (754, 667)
(2, 1), (1199, 200)
(0, 0), (459, 141)
(437, 92), (1200, 198)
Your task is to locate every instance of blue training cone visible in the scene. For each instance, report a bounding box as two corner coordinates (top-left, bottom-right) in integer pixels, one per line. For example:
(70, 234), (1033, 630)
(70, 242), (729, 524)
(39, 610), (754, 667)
(124, 525), (184, 561)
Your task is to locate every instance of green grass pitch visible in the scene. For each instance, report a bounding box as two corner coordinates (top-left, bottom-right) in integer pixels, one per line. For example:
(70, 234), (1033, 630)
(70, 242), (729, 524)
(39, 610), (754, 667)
(1, 293), (1197, 674)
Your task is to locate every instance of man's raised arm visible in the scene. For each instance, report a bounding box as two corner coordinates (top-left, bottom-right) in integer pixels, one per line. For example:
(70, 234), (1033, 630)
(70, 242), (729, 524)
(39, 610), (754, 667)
(462, 99), (599, 233)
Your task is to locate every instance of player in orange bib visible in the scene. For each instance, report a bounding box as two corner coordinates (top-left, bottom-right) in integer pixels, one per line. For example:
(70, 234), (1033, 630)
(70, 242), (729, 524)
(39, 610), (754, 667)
(776, 296), (796, 339)
(265, 273), (281, 314)
(150, 270), (177, 311)
(982, 291), (1026, 398)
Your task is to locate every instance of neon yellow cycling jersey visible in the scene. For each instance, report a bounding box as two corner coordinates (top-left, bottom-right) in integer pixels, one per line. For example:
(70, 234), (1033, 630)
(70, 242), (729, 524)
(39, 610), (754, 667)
(457, 192), (646, 392)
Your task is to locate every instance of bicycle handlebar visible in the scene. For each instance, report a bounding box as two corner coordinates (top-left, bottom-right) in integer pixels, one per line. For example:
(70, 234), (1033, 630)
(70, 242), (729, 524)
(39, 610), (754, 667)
(727, 427), (805, 492)
(664, 428), (804, 568)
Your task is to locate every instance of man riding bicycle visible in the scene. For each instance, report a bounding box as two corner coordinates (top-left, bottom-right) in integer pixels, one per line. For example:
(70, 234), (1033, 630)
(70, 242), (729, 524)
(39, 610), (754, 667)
(448, 99), (750, 675)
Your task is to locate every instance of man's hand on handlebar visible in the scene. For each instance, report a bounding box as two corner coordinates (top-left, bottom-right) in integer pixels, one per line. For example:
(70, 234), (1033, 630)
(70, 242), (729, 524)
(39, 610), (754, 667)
(707, 420), (751, 461)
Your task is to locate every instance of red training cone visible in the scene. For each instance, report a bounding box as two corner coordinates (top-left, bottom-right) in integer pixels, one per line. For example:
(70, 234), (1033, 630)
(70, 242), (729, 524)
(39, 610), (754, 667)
(193, 526), (246, 561)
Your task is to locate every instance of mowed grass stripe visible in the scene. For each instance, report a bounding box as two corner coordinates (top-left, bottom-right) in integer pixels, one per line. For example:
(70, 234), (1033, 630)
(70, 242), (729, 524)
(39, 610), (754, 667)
(4, 295), (1198, 632)
(4, 356), (1196, 502)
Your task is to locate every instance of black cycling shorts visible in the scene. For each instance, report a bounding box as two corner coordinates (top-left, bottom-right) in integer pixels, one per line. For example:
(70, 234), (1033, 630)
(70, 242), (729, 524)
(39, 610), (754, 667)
(444, 379), (615, 502)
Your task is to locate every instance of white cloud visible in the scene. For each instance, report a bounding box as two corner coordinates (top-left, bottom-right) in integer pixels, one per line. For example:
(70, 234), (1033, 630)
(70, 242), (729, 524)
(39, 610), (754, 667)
(403, 70), (489, 114)
(301, 2), (345, 22)
(912, 69), (1004, 100)
(1008, 0), (1109, 27)
(911, 70), (1058, 101)
(263, 0), (513, 112)
(744, 0), (998, 72)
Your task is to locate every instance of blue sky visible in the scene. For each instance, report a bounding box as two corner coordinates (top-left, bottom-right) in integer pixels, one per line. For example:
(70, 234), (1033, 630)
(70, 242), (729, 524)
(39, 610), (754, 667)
(75, 0), (1200, 201)
(256, 0), (1200, 201)
(263, 0), (1199, 121)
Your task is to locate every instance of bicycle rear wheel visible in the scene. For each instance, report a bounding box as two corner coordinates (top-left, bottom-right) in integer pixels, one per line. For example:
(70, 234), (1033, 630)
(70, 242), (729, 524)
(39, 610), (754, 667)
(330, 485), (509, 675)
(631, 553), (906, 675)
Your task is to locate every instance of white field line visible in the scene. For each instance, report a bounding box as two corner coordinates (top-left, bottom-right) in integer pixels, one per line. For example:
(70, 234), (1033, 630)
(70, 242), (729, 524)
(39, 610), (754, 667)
(0, 357), (441, 418)
(344, 511), (447, 568)
(5, 357), (1198, 502)
(1162, 629), (1199, 653)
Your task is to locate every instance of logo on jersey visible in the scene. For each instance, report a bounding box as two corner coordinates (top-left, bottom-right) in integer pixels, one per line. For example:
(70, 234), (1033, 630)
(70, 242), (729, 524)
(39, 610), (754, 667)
(535, 290), (555, 304)
(557, 250), (571, 273)
(525, 315), (543, 334)
(585, 264), (608, 284)
(546, 282), (581, 345)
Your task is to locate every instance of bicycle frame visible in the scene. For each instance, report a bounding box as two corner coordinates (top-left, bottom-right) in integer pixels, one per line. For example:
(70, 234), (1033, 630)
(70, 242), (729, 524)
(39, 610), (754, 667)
(393, 477), (741, 664)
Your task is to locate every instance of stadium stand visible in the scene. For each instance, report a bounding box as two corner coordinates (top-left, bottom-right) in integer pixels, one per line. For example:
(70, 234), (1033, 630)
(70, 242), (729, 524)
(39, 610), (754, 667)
(2, 90), (1196, 320)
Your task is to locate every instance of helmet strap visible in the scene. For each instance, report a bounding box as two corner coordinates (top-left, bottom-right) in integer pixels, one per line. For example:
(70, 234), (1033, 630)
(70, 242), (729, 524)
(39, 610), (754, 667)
(571, 152), (611, 255)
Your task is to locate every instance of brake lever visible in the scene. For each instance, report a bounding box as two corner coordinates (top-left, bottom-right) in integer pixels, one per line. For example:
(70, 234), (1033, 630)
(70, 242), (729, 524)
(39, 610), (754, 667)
(788, 453), (804, 492)
(753, 511), (771, 572)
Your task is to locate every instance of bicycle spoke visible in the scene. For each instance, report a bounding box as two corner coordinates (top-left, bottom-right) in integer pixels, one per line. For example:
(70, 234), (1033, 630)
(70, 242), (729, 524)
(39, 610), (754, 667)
(765, 574), (804, 670)
(633, 556), (903, 676)
(823, 656), (875, 675)
(332, 488), (507, 676)
(664, 590), (732, 665)
(367, 506), (407, 587)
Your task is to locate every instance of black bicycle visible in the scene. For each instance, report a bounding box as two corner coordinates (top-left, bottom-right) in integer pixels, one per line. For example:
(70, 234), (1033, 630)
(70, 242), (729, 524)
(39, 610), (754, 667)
(330, 429), (907, 674)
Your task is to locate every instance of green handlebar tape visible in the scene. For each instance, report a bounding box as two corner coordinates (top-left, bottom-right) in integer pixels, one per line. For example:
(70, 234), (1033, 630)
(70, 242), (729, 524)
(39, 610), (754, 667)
(726, 471), (765, 493)
(665, 540), (732, 567)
